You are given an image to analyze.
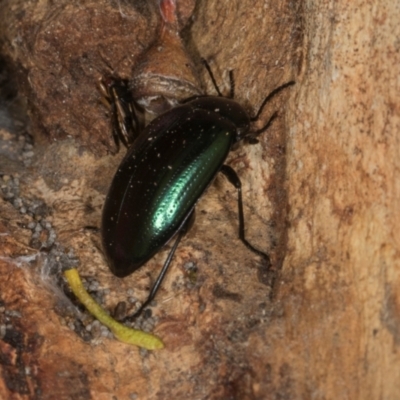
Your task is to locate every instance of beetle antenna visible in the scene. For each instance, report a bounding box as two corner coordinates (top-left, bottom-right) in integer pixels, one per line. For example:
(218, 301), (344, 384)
(202, 58), (223, 97)
(252, 111), (278, 136)
(250, 81), (295, 122)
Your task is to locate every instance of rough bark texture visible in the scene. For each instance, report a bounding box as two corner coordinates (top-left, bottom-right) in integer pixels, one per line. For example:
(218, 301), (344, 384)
(0, 0), (399, 399)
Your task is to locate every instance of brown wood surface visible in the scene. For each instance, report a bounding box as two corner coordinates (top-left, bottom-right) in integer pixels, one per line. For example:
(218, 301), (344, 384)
(0, 0), (399, 399)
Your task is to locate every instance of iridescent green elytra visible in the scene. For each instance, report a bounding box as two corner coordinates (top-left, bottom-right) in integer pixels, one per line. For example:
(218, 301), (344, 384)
(102, 96), (250, 278)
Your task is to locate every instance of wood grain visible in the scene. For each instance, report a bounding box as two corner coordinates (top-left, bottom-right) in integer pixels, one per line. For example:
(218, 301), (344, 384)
(0, 0), (399, 399)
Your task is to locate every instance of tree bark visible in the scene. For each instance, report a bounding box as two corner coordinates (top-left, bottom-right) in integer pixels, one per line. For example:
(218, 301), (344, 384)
(0, 0), (399, 399)
(283, 1), (400, 398)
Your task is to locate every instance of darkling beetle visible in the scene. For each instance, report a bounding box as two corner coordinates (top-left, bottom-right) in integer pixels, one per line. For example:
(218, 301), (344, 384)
(100, 61), (294, 321)
(99, 77), (145, 153)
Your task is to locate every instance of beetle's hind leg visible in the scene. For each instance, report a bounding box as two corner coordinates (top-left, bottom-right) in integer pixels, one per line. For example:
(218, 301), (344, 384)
(123, 210), (196, 323)
(219, 165), (272, 269)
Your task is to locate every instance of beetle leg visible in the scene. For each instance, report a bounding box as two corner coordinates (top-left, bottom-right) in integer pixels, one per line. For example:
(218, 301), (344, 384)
(228, 70), (235, 99)
(202, 58), (223, 96)
(202, 58), (235, 99)
(219, 164), (271, 268)
(124, 210), (196, 322)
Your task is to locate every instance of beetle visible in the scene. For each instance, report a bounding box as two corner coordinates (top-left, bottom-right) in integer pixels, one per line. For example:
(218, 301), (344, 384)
(99, 76), (145, 153)
(101, 61), (294, 321)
